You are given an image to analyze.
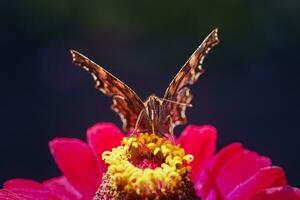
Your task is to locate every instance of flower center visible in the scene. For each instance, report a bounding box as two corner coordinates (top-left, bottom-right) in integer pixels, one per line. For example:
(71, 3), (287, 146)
(97, 133), (198, 199)
(130, 157), (162, 169)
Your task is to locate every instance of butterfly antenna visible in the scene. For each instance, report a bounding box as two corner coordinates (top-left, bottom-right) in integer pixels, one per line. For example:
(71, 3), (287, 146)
(159, 98), (193, 107)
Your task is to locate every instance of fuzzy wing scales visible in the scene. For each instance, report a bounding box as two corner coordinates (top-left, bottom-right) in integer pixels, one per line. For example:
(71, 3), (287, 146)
(162, 29), (219, 129)
(70, 50), (145, 131)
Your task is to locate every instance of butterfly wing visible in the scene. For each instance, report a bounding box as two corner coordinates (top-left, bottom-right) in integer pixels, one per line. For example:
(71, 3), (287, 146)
(70, 50), (145, 131)
(162, 29), (220, 130)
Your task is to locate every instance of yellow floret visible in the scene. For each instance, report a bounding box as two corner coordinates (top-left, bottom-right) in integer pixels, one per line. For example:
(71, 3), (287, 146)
(102, 133), (193, 196)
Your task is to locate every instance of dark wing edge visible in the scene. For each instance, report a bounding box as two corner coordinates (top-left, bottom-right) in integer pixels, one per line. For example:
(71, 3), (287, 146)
(70, 50), (145, 131)
(162, 28), (220, 129)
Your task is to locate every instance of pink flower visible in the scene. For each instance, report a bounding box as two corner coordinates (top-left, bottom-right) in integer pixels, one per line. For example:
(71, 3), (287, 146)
(1, 123), (299, 199)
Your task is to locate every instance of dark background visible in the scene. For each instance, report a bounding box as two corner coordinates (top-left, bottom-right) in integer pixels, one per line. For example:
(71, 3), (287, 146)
(1, 1), (299, 187)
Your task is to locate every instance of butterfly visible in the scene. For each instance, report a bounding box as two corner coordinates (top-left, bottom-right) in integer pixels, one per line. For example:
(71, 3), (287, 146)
(70, 29), (219, 137)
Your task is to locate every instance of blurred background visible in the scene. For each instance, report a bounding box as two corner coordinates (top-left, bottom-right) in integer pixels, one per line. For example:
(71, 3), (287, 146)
(1, 0), (299, 187)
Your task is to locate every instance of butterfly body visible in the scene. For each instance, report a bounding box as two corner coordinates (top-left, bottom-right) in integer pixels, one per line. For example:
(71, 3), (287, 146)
(137, 95), (168, 135)
(71, 29), (219, 136)
(143, 95), (162, 126)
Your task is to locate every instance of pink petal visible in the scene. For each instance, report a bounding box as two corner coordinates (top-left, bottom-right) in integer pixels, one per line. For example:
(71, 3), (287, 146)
(43, 176), (82, 200)
(178, 125), (217, 182)
(0, 189), (24, 200)
(217, 149), (271, 196)
(227, 166), (287, 200)
(4, 179), (44, 190)
(249, 186), (300, 200)
(210, 143), (244, 175)
(0, 189), (60, 200)
(87, 122), (124, 174)
(203, 190), (226, 200)
(204, 190), (217, 200)
(49, 138), (100, 199)
(199, 143), (244, 198)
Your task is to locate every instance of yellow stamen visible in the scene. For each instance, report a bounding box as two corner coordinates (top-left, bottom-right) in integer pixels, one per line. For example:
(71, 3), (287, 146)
(102, 133), (194, 197)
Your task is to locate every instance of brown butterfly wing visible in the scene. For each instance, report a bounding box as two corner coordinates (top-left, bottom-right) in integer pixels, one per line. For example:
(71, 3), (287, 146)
(162, 29), (220, 130)
(70, 50), (145, 131)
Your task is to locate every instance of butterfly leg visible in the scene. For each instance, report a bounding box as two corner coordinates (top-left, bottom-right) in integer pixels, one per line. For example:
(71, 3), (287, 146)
(167, 116), (176, 144)
(131, 109), (146, 136)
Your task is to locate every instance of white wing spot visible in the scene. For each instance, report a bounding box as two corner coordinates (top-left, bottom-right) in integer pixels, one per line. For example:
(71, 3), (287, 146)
(200, 56), (205, 64)
(180, 108), (186, 119)
(205, 47), (211, 54)
(114, 95), (126, 100)
(99, 88), (106, 94)
(91, 73), (97, 80)
(83, 66), (90, 71)
(174, 121), (181, 127)
(194, 72), (200, 80)
(119, 113), (127, 129)
(185, 89), (189, 95)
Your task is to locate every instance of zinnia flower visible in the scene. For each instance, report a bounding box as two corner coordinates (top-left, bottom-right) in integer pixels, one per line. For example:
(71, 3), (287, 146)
(1, 123), (299, 199)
